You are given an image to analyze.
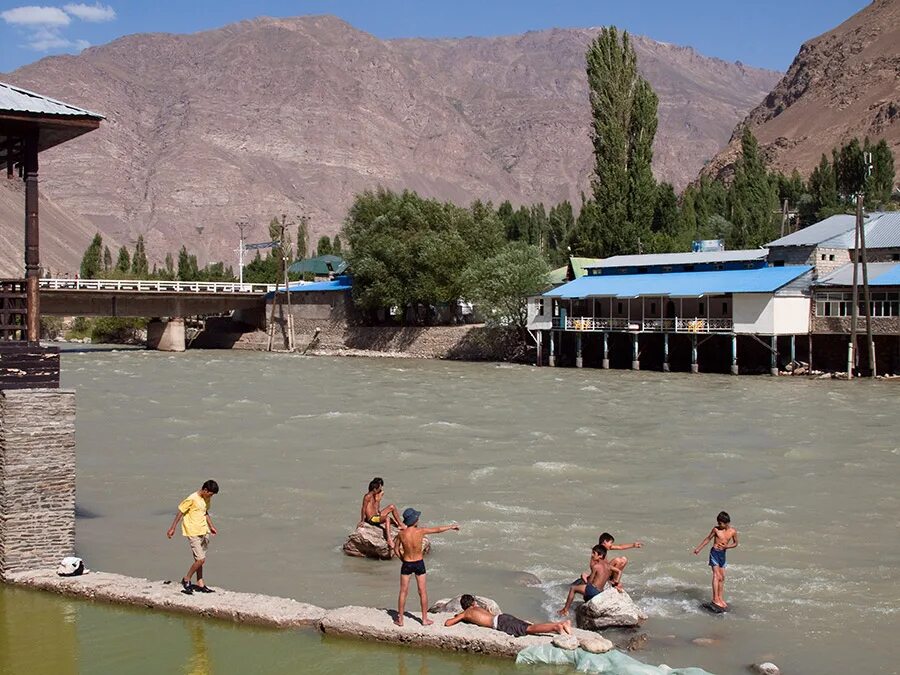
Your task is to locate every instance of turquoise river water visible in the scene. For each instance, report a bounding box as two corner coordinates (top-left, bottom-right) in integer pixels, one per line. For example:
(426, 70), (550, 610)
(1, 348), (898, 674)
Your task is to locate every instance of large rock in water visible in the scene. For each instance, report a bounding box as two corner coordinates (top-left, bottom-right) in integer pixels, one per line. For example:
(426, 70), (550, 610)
(342, 523), (431, 560)
(575, 587), (647, 630)
(428, 594), (501, 615)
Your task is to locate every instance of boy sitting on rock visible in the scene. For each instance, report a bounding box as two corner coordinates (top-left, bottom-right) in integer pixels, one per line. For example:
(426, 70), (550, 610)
(358, 477), (404, 548)
(444, 594), (571, 637)
(558, 544), (620, 615)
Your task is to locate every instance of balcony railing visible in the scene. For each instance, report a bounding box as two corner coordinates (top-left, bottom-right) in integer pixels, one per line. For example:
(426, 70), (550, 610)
(39, 278), (278, 294)
(552, 316), (733, 333)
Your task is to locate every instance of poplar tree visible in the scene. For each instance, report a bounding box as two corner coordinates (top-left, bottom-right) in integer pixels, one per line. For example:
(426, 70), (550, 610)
(332, 234), (343, 255)
(866, 138), (895, 205)
(317, 235), (333, 256)
(102, 245), (112, 273)
(296, 218), (309, 260)
(115, 246), (130, 274)
(727, 127), (778, 248)
(808, 153), (838, 217)
(80, 233), (103, 279)
(578, 26), (659, 256)
(131, 235), (149, 277)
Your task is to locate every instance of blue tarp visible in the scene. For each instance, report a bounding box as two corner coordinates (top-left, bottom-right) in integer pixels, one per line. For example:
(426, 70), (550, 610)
(515, 645), (714, 674)
(544, 266), (811, 300)
(264, 275), (351, 299)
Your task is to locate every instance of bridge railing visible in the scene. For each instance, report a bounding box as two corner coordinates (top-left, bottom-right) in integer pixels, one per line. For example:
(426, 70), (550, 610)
(39, 279), (278, 294)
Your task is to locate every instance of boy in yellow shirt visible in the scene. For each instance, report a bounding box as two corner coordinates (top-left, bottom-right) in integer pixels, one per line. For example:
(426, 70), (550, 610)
(167, 480), (219, 594)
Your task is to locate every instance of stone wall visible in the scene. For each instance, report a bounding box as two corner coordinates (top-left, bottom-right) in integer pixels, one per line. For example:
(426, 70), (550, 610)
(0, 389), (76, 579)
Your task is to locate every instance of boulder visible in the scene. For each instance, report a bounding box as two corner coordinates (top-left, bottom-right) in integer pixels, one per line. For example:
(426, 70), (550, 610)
(750, 663), (781, 675)
(575, 587), (646, 631)
(552, 635), (579, 650)
(428, 594), (501, 615)
(578, 635), (614, 654)
(341, 523), (431, 560)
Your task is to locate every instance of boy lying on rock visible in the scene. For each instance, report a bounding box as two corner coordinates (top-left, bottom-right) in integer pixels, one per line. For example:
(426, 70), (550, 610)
(444, 594), (571, 637)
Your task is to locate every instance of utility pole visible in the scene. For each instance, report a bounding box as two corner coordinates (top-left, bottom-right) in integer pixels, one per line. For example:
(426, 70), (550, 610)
(860, 152), (876, 377)
(780, 198), (789, 238)
(848, 198), (861, 379)
(279, 214), (294, 352)
(236, 219), (247, 285)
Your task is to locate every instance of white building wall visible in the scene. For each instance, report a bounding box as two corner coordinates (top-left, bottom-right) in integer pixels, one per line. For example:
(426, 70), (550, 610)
(733, 294), (775, 334)
(527, 296), (552, 329)
(773, 296), (811, 334)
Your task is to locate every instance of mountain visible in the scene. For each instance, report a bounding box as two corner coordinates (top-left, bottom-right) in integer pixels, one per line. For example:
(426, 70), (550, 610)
(703, 0), (900, 181)
(1, 16), (778, 273)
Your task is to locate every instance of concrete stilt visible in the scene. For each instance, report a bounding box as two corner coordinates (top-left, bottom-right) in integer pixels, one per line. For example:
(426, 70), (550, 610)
(770, 335), (779, 376)
(631, 333), (640, 371)
(536, 331), (542, 367)
(575, 333), (583, 368)
(548, 331), (556, 367)
(601, 332), (609, 369)
(662, 332), (670, 372)
(731, 334), (738, 375)
(691, 334), (699, 374)
(790, 334), (796, 364)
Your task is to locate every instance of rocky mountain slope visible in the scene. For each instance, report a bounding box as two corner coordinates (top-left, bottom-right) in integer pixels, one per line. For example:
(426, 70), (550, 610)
(1, 16), (777, 272)
(704, 0), (899, 181)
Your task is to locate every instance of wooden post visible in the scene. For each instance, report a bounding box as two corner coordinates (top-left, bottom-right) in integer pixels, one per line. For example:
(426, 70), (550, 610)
(770, 335), (778, 376)
(663, 331), (670, 372)
(24, 130), (40, 345)
(602, 332), (609, 369)
(808, 333), (814, 373)
(631, 333), (639, 371)
(535, 331), (542, 367)
(858, 198), (876, 377)
(731, 334), (738, 375)
(691, 334), (698, 374)
(575, 332), (583, 368)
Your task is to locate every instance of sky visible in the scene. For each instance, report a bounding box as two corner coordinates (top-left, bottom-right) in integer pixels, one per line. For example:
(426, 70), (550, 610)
(0, 0), (870, 74)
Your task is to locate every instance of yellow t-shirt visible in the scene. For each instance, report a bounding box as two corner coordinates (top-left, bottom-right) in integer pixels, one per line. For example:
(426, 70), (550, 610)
(178, 491), (210, 537)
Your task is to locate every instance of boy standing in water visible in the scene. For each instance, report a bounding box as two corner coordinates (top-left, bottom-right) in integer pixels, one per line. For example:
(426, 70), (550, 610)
(359, 477), (405, 549)
(167, 480), (219, 594)
(393, 507), (460, 627)
(558, 544), (619, 615)
(693, 511), (739, 609)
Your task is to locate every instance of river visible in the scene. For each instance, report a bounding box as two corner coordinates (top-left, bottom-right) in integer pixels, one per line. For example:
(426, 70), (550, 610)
(2, 348), (898, 674)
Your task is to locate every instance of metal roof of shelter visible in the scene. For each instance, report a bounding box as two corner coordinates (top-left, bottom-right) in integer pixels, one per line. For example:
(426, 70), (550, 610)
(286, 254), (347, 276)
(570, 257), (604, 277)
(1, 81), (104, 165)
(586, 249), (767, 269)
(284, 275), (351, 294)
(766, 212), (900, 249)
(548, 265), (568, 285)
(816, 262), (900, 287)
(544, 266), (811, 299)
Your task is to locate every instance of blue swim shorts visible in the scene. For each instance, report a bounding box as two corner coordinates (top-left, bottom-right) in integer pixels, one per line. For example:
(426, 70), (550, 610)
(709, 548), (727, 568)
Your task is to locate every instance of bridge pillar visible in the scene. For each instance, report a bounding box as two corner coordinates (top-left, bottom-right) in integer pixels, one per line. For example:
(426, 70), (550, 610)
(146, 318), (186, 352)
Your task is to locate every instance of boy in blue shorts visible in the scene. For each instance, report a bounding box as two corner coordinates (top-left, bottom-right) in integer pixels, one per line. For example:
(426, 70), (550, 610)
(693, 511), (738, 609)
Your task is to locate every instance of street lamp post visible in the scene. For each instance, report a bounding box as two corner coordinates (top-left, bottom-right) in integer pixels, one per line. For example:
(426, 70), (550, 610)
(236, 219), (247, 285)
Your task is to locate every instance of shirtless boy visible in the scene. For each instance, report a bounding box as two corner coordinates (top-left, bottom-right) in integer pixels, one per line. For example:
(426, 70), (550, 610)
(693, 510), (739, 609)
(392, 507), (459, 627)
(359, 477), (404, 547)
(445, 594), (571, 637)
(598, 532), (642, 591)
(558, 544), (620, 615)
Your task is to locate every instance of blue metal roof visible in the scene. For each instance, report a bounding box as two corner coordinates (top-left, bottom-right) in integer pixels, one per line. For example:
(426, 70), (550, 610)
(265, 275), (351, 299)
(818, 263), (900, 287)
(544, 266), (812, 299)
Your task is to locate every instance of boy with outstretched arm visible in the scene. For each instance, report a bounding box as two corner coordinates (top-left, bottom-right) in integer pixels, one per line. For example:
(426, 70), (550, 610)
(358, 477), (404, 549)
(167, 479), (219, 595)
(598, 532), (642, 591)
(558, 544), (620, 615)
(693, 510), (739, 609)
(393, 507), (459, 627)
(445, 593), (571, 637)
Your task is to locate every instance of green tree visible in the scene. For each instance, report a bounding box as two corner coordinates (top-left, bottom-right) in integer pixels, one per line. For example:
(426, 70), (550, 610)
(80, 233), (103, 279)
(834, 137), (865, 200)
(332, 234), (343, 256)
(243, 251), (278, 284)
(461, 242), (550, 330)
(102, 245), (112, 273)
(177, 245), (199, 281)
(866, 138), (895, 205)
(584, 26), (659, 256)
(546, 201), (575, 266)
(131, 235), (149, 278)
(296, 217), (309, 260)
(316, 235), (333, 257)
(727, 128), (779, 248)
(115, 246), (131, 274)
(163, 252), (175, 280)
(808, 153), (839, 220)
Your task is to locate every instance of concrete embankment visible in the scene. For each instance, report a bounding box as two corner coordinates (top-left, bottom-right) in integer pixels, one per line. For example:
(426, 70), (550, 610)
(6, 570), (599, 659)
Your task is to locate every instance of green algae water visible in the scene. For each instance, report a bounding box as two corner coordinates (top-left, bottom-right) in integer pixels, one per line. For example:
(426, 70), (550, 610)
(5, 348), (898, 674)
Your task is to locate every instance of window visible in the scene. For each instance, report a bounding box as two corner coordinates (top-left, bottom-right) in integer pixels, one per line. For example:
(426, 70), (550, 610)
(617, 302), (623, 314)
(638, 266), (648, 274)
(684, 264), (695, 271)
(699, 302), (705, 315)
(715, 263), (725, 270)
(893, 253), (900, 261)
(815, 291), (900, 317)
(538, 299), (545, 316)
(773, 260), (785, 267)
(829, 254), (835, 261)
(820, 254), (826, 261)
(650, 302), (657, 314)
(722, 302), (729, 314)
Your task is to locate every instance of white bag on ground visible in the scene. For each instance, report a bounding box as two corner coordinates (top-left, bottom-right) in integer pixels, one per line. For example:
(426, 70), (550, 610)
(56, 557), (85, 577)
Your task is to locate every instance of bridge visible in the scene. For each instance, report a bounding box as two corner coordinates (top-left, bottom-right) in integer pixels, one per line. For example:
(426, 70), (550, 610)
(38, 278), (275, 317)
